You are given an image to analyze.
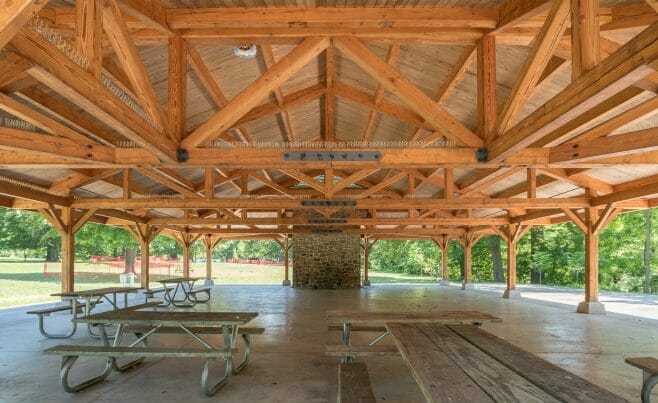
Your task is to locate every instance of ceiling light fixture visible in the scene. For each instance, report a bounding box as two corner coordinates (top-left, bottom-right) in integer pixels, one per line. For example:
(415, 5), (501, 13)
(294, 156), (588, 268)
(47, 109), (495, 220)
(234, 44), (257, 59)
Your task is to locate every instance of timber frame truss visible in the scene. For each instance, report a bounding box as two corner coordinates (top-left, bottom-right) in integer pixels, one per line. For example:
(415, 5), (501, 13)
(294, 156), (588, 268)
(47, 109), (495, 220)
(0, 0), (657, 247)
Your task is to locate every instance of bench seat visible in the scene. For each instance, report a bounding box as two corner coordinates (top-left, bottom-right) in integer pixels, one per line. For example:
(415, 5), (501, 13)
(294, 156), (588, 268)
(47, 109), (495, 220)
(44, 344), (237, 396)
(44, 344), (233, 358)
(338, 362), (376, 403)
(124, 325), (265, 335)
(325, 344), (399, 358)
(626, 357), (658, 402)
(27, 300), (102, 338)
(142, 286), (174, 302)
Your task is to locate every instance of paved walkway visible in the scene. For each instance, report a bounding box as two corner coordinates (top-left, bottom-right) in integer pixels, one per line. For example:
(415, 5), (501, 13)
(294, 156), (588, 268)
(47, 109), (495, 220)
(470, 282), (658, 320)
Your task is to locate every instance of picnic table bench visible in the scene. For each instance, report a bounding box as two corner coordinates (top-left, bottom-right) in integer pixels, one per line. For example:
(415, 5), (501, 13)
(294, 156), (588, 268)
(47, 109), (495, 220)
(389, 323), (626, 403)
(45, 309), (260, 396)
(27, 300), (102, 338)
(155, 277), (211, 307)
(626, 357), (658, 402)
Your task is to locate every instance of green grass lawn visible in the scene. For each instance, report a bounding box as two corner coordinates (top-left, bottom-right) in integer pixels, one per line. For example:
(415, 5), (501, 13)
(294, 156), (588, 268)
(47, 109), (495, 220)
(0, 260), (436, 309)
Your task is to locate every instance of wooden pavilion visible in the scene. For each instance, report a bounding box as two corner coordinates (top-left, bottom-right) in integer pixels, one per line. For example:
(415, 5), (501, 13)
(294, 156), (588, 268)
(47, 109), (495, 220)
(0, 0), (657, 315)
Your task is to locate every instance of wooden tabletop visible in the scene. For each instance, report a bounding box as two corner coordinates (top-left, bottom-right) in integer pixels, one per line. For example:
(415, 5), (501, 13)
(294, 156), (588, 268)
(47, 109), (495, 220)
(156, 277), (201, 283)
(74, 310), (258, 326)
(326, 310), (501, 326)
(52, 287), (142, 298)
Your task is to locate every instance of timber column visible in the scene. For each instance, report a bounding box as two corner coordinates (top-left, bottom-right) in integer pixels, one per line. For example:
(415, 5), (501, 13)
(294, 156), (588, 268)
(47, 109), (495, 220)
(363, 236), (371, 286)
(501, 223), (524, 299)
(576, 204), (607, 314)
(176, 231), (201, 278)
(282, 235), (291, 286)
(128, 224), (162, 289)
(437, 235), (450, 285)
(39, 206), (96, 293)
(202, 235), (221, 286)
(461, 233), (476, 290)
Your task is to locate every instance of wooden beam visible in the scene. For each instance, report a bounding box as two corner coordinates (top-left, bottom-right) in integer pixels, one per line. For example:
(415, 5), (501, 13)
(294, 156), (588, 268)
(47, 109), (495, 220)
(324, 44), (335, 142)
(477, 36), (496, 140)
(645, 0), (658, 13)
(0, 178), (70, 206)
(0, 127), (114, 163)
(562, 208), (588, 232)
(12, 28), (177, 162)
(592, 178), (658, 206)
(356, 171), (407, 199)
(362, 45), (400, 142)
(334, 37), (483, 148)
(117, 0), (171, 35)
(19, 86), (121, 145)
(550, 128), (658, 163)
(333, 169), (380, 193)
(182, 37), (329, 149)
(75, 0), (102, 78)
(136, 166), (201, 199)
(261, 44), (295, 142)
(102, 0), (167, 131)
(280, 169), (326, 193)
(168, 35), (186, 140)
(494, 0), (571, 135)
(166, 7), (499, 28)
(70, 197), (593, 210)
(494, 0), (553, 33)
(488, 20), (658, 162)
(0, 0), (48, 50)
(571, 0), (600, 80)
(235, 83), (325, 128)
(0, 91), (101, 145)
(333, 83), (432, 131)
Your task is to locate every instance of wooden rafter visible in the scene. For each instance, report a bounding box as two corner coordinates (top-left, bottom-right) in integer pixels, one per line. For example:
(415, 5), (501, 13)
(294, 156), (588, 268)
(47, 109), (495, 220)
(182, 37), (329, 149)
(261, 44), (296, 143)
(334, 37), (483, 148)
(0, 0), (49, 50)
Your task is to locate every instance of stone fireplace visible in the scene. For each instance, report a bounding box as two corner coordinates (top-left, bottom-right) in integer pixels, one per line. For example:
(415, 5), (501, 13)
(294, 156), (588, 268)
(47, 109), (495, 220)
(292, 234), (361, 289)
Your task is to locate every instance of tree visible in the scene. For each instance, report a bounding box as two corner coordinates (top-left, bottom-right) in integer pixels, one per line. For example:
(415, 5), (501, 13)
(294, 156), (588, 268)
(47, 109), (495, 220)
(645, 209), (652, 293)
(489, 236), (504, 282)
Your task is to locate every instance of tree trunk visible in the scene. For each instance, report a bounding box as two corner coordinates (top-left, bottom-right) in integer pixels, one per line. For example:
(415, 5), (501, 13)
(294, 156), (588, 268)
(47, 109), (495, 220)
(124, 247), (137, 274)
(490, 236), (504, 282)
(644, 209), (652, 293)
(46, 242), (60, 262)
(530, 227), (544, 284)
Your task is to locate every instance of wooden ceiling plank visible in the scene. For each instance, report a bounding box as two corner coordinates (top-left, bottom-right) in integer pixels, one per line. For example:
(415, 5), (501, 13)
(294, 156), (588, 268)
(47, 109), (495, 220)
(488, 20), (658, 162)
(0, 0), (49, 50)
(102, 0), (168, 131)
(12, 28), (176, 162)
(494, 0), (571, 135)
(334, 37), (483, 148)
(182, 37), (329, 149)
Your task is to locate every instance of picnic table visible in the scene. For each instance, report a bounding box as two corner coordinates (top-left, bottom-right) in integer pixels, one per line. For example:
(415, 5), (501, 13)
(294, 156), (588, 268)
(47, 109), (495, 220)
(48, 286), (142, 337)
(156, 277), (210, 307)
(325, 310), (624, 403)
(45, 309), (259, 396)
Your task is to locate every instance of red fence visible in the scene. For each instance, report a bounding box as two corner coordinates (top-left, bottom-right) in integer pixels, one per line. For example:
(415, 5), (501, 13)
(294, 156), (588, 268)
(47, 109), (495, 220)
(224, 258), (282, 265)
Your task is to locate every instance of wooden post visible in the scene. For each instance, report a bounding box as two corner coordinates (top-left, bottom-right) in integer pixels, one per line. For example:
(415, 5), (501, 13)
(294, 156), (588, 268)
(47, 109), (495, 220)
(125, 223), (162, 289)
(38, 206), (97, 292)
(363, 237), (371, 286)
(503, 236), (519, 298)
(174, 231), (201, 278)
(461, 233), (478, 290)
(571, 0), (600, 80)
(282, 235), (291, 286)
(577, 202), (606, 314)
(60, 207), (74, 293)
(201, 234), (221, 286)
(182, 242), (190, 277)
(139, 235), (150, 288)
(437, 235), (450, 285)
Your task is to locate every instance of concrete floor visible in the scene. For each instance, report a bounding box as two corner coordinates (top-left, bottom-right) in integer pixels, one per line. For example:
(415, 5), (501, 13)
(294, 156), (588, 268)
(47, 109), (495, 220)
(0, 284), (656, 402)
